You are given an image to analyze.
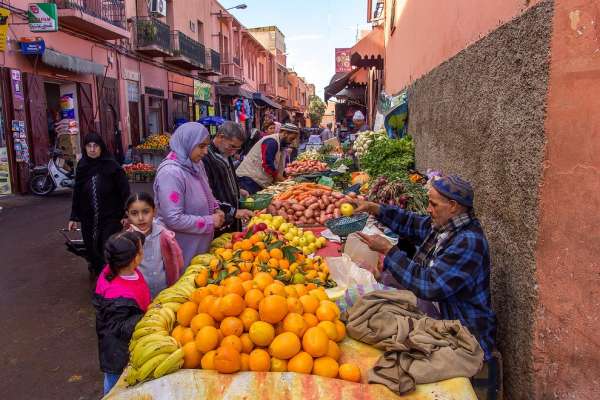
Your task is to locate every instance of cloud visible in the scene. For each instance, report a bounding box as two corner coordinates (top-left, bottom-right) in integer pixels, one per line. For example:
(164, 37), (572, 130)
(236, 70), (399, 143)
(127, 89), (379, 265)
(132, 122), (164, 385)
(287, 34), (324, 41)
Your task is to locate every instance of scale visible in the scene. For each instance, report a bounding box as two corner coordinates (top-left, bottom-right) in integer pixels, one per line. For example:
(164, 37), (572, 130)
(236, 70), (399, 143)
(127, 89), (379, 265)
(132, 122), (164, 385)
(324, 212), (369, 253)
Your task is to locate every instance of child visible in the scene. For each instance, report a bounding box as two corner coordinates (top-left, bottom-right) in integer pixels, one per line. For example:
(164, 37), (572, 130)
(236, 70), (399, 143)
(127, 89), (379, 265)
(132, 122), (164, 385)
(126, 192), (184, 298)
(93, 231), (150, 395)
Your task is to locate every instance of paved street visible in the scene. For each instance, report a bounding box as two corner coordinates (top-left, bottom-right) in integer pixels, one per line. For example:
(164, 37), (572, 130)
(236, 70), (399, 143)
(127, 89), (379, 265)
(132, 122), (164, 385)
(0, 184), (150, 399)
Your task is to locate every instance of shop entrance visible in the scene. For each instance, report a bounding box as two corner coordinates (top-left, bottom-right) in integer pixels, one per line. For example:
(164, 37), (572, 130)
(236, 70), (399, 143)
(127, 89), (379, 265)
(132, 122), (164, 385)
(147, 96), (164, 135)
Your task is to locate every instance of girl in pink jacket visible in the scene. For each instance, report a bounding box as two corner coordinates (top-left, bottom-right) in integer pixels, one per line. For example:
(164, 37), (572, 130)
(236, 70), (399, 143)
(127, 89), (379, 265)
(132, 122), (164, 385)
(126, 192), (184, 298)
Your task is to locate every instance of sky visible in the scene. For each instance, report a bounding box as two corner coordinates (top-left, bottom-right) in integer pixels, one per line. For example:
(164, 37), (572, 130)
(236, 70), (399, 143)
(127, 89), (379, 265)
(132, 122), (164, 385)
(221, 0), (370, 100)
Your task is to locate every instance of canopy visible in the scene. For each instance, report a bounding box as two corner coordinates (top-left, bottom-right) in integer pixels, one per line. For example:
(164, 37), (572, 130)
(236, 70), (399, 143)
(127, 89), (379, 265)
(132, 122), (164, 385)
(42, 48), (105, 76)
(253, 92), (281, 109)
(215, 84), (253, 99)
(324, 69), (367, 102)
(350, 26), (384, 69)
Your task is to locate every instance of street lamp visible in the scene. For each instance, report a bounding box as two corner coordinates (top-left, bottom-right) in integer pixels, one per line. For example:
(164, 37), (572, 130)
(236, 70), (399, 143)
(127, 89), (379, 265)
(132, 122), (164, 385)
(226, 4), (247, 10)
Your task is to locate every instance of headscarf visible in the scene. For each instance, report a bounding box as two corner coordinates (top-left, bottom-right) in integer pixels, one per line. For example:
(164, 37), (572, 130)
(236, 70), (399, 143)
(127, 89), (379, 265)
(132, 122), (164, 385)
(274, 121), (281, 134)
(75, 132), (119, 187)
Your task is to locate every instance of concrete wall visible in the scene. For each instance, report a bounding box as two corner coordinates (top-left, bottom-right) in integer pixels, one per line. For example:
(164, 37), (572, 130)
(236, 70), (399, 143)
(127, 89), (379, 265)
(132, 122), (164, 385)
(405, 2), (553, 398)
(384, 0), (542, 94)
(532, 0), (600, 398)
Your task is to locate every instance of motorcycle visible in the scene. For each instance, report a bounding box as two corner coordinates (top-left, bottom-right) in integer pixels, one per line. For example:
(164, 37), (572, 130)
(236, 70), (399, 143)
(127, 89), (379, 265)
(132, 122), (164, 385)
(29, 149), (75, 195)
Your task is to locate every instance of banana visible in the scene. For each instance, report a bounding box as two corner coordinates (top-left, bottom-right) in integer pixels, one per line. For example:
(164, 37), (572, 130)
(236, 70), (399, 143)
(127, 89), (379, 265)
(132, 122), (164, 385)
(130, 333), (174, 361)
(152, 348), (184, 379)
(158, 307), (176, 331)
(161, 302), (182, 313)
(132, 326), (168, 340)
(125, 366), (138, 386)
(137, 353), (170, 381)
(133, 340), (178, 368)
(134, 316), (167, 331)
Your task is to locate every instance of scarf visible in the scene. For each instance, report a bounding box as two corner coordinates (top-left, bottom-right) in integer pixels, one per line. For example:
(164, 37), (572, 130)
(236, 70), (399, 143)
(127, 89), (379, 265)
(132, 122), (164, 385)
(413, 211), (475, 267)
(75, 132), (119, 188)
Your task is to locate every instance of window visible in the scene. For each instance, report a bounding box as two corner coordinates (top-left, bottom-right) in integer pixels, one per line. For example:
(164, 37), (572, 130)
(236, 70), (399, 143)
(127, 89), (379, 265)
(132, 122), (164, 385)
(197, 20), (204, 44)
(127, 81), (139, 102)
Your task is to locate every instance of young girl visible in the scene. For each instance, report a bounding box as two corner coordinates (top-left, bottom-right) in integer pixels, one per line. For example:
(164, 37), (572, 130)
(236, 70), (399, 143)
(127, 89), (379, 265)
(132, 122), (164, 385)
(93, 231), (150, 395)
(126, 192), (184, 298)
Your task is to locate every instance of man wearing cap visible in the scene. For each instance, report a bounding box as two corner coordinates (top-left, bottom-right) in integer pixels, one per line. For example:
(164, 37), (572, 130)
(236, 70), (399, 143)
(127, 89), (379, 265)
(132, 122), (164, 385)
(352, 110), (368, 133)
(236, 123), (300, 194)
(355, 175), (497, 360)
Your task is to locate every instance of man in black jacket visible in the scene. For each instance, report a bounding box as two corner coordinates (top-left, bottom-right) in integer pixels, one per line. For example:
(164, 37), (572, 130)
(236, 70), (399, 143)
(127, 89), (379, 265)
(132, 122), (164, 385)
(203, 121), (254, 234)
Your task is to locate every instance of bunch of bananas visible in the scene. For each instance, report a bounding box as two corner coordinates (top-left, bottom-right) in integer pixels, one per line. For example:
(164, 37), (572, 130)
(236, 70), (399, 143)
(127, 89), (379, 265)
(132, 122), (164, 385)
(209, 233), (232, 253)
(127, 306), (184, 384)
(152, 274), (196, 305)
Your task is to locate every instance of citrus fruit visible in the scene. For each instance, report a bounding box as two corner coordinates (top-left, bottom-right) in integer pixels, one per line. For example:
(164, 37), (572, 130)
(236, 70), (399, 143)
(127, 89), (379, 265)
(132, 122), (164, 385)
(198, 295), (217, 314)
(221, 335), (243, 352)
(316, 304), (337, 322)
(219, 293), (246, 317)
(259, 295), (288, 324)
(269, 248), (283, 260)
(177, 301), (198, 327)
(334, 320), (346, 342)
(283, 313), (308, 337)
(248, 321), (275, 346)
(194, 269), (209, 287)
(180, 327), (195, 345)
(191, 287), (210, 305)
(270, 357), (287, 372)
(254, 271), (274, 290)
(214, 345), (241, 373)
(264, 283), (287, 297)
(318, 321), (338, 341)
(299, 295), (319, 314)
(220, 316), (244, 337)
(269, 332), (301, 360)
(182, 341), (202, 369)
(338, 363), (361, 382)
(287, 297), (304, 314)
(287, 351), (314, 374)
(312, 356), (339, 378)
(284, 286), (298, 298)
(240, 333), (254, 354)
(171, 325), (185, 345)
(208, 298), (225, 322)
(201, 350), (216, 370)
(195, 326), (220, 353)
(302, 327), (329, 357)
(240, 353), (250, 371)
(244, 288), (265, 310)
(240, 307), (260, 331)
(249, 349), (271, 372)
(303, 313), (319, 328)
(325, 340), (340, 361)
(224, 280), (246, 297)
(190, 313), (215, 334)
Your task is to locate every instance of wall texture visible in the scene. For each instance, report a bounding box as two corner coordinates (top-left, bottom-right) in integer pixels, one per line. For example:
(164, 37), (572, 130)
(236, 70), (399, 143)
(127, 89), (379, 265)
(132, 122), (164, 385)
(405, 2), (553, 398)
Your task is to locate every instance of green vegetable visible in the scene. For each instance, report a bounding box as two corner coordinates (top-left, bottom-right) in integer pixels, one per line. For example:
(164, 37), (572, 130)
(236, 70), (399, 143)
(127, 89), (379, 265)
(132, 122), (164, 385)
(359, 136), (415, 179)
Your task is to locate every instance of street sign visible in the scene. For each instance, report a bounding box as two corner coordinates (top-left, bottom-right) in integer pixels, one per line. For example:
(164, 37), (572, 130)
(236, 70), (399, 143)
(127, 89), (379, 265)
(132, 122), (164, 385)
(28, 3), (58, 32)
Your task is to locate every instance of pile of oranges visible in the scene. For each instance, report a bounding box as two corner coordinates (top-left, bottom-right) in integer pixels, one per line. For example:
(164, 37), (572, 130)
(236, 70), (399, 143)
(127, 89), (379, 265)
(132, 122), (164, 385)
(205, 231), (333, 287)
(170, 271), (361, 382)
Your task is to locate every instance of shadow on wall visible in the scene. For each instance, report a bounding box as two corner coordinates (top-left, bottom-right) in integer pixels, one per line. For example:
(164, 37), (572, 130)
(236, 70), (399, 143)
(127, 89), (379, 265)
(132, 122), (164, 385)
(404, 2), (554, 399)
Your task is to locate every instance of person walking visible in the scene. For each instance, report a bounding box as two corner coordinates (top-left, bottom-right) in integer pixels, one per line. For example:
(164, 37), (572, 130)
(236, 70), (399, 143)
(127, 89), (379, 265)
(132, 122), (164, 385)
(68, 132), (130, 277)
(153, 122), (225, 267)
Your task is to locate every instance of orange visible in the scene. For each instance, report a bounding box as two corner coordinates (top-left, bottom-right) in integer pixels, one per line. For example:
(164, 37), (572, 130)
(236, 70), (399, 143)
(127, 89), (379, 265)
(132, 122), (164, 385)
(338, 363), (361, 382)
(254, 271), (274, 290)
(233, 241), (243, 251)
(278, 259), (290, 269)
(219, 293), (246, 317)
(309, 288), (328, 301)
(190, 313), (215, 334)
(221, 249), (233, 261)
(295, 284), (308, 297)
(270, 357), (287, 372)
(191, 287), (211, 305)
(284, 286), (298, 298)
(274, 321), (284, 336)
(267, 258), (279, 269)
(206, 284), (220, 295)
(240, 239), (253, 251)
(249, 234), (260, 244)
(201, 350), (216, 370)
(320, 300), (340, 317)
(269, 332), (301, 360)
(255, 241), (266, 250)
(303, 313), (319, 328)
(239, 308), (260, 331)
(287, 297), (304, 314)
(273, 279), (285, 287)
(334, 320), (346, 342)
(214, 345), (241, 374)
(239, 271), (253, 281)
(269, 248), (284, 260)
(259, 295), (288, 324)
(242, 280), (256, 293)
(177, 301), (199, 327)
(315, 305), (337, 322)
(282, 313), (308, 338)
(244, 289), (265, 310)
(312, 357), (339, 378)
(287, 351), (314, 374)
(194, 269), (209, 287)
(224, 281), (246, 297)
(221, 335), (243, 352)
(195, 326), (220, 353)
(249, 349), (271, 372)
(325, 340), (340, 361)
(240, 250), (254, 262)
(257, 249), (271, 263)
(240, 333), (254, 354)
(299, 295), (319, 314)
(171, 325), (185, 345)
(198, 295), (217, 314)
(305, 283), (317, 291)
(318, 321), (338, 341)
(264, 283), (287, 297)
(180, 327), (195, 345)
(240, 353), (250, 371)
(302, 327), (329, 357)
(182, 341), (202, 369)
(248, 321), (275, 347)
(208, 298), (225, 322)
(220, 317), (244, 337)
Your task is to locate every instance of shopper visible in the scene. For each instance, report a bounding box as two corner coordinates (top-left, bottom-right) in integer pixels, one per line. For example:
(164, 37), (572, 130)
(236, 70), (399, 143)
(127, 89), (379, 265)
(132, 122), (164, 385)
(203, 121), (254, 234)
(93, 231), (150, 395)
(352, 110), (368, 133)
(68, 132), (130, 277)
(154, 122), (225, 266)
(126, 192), (184, 298)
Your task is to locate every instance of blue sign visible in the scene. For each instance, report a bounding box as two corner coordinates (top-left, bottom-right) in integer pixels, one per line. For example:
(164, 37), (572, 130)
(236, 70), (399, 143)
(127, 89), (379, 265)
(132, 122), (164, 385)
(19, 39), (45, 55)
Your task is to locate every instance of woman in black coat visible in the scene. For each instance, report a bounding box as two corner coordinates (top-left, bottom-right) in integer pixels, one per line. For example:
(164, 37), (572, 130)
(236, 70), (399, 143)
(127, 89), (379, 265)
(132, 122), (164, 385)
(68, 133), (130, 276)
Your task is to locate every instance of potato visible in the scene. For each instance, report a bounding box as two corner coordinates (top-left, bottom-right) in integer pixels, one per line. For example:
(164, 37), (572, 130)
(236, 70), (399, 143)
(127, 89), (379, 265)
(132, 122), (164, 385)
(295, 210), (304, 217)
(348, 192), (357, 198)
(277, 210), (288, 218)
(267, 205), (277, 214)
(305, 209), (314, 218)
(291, 203), (305, 212)
(332, 192), (344, 199)
(326, 204), (335, 214)
(321, 195), (330, 206)
(333, 209), (341, 218)
(318, 200), (325, 209)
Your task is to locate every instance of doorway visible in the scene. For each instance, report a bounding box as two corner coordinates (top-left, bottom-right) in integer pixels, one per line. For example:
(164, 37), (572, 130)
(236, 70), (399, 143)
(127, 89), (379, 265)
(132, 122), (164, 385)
(147, 96), (164, 135)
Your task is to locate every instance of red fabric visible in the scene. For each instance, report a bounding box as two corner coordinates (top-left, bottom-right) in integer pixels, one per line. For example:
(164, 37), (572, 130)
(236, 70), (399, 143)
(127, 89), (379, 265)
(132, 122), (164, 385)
(160, 228), (184, 286)
(95, 266), (151, 311)
(305, 227), (343, 257)
(260, 140), (278, 178)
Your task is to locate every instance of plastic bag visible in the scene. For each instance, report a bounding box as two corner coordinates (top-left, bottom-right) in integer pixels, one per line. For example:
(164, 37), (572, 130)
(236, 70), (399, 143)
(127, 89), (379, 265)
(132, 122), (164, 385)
(325, 254), (378, 287)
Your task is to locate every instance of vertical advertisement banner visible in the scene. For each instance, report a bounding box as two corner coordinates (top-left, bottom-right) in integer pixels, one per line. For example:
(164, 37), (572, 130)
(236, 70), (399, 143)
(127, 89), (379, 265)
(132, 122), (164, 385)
(0, 8), (10, 52)
(335, 48), (351, 73)
(0, 147), (11, 194)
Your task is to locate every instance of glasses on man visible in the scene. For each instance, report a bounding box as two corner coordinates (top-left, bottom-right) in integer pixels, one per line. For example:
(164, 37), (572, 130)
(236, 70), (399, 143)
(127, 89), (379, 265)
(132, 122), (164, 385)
(85, 143), (100, 150)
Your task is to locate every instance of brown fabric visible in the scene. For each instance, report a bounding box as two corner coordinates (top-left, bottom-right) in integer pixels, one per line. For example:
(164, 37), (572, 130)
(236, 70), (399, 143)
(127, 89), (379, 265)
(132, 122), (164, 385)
(345, 290), (484, 395)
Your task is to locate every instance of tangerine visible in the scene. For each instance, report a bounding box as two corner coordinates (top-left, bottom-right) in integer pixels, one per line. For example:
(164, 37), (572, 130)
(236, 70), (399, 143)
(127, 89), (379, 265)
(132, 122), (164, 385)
(303, 313), (319, 328)
(191, 287), (211, 305)
(221, 335), (243, 352)
(195, 326), (220, 353)
(240, 333), (254, 354)
(219, 293), (246, 317)
(198, 295), (217, 314)
(269, 332), (301, 360)
(334, 320), (346, 342)
(240, 239), (253, 251)
(240, 353), (250, 371)
(270, 357), (287, 372)
(171, 325), (185, 345)
(312, 356), (339, 378)
(269, 248), (284, 260)
(316, 305), (337, 322)
(249, 349), (271, 372)
(177, 301), (199, 327)
(220, 317), (244, 337)
(287, 351), (314, 374)
(278, 259), (290, 269)
(338, 363), (361, 382)
(214, 345), (241, 374)
(180, 327), (195, 345)
(224, 281), (246, 297)
(267, 258), (280, 269)
(257, 249), (271, 263)
(299, 295), (319, 314)
(264, 283), (287, 297)
(242, 280), (256, 293)
(194, 269), (209, 287)
(239, 308), (260, 331)
(259, 295), (288, 324)
(287, 297), (304, 314)
(182, 341), (202, 368)
(201, 350), (216, 370)
(244, 288), (265, 310)
(309, 288), (328, 301)
(208, 298), (225, 322)
(318, 321), (338, 341)
(190, 313), (215, 334)
(240, 250), (254, 262)
(325, 340), (340, 361)
(302, 327), (329, 357)
(248, 321), (275, 347)
(294, 284), (308, 297)
(239, 271), (253, 281)
(283, 313), (307, 338)
(254, 271), (274, 290)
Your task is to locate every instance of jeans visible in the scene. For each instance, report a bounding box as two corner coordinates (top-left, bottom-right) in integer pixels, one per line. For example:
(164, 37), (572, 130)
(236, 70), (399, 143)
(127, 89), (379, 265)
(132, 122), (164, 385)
(103, 373), (120, 395)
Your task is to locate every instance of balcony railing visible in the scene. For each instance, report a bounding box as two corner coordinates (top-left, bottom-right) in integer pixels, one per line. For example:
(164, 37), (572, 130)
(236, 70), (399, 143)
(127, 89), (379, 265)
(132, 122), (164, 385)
(220, 62), (243, 80)
(171, 31), (205, 67)
(134, 17), (172, 56)
(53, 0), (125, 28)
(210, 49), (221, 73)
(233, 56), (240, 66)
(259, 83), (275, 97)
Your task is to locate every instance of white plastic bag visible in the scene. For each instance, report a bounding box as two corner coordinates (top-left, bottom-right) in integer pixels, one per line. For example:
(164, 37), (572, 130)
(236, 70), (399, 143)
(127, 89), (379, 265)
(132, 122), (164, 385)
(326, 254), (378, 287)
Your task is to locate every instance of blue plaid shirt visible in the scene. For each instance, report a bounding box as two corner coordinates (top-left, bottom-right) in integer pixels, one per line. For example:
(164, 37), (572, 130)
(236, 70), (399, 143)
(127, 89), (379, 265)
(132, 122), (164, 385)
(379, 205), (497, 359)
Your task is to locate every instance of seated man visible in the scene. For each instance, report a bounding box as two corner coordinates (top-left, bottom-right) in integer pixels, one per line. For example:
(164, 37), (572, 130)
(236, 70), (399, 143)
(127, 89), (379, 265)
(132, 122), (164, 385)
(356, 175), (496, 360)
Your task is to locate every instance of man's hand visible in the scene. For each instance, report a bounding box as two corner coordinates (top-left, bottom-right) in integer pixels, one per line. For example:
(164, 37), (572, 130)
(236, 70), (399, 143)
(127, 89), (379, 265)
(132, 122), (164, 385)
(352, 200), (380, 216)
(212, 210), (225, 229)
(239, 189), (250, 198)
(67, 220), (79, 231)
(235, 209), (254, 221)
(356, 232), (394, 255)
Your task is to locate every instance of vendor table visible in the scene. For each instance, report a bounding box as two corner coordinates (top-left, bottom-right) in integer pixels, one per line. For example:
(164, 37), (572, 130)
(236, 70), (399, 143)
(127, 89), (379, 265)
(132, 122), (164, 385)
(105, 338), (477, 400)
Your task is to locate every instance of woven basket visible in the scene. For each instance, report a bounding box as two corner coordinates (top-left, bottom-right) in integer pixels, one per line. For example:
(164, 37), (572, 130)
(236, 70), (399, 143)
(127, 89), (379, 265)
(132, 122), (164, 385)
(324, 212), (368, 237)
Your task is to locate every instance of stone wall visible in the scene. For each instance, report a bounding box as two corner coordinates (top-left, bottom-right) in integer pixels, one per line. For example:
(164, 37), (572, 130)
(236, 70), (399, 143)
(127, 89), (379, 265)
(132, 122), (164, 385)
(405, 2), (553, 398)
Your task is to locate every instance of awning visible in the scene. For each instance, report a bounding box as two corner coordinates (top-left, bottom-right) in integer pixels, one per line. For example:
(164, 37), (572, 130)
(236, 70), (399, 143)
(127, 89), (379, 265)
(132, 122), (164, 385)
(215, 84), (253, 99)
(350, 26), (384, 69)
(253, 92), (281, 109)
(324, 69), (367, 101)
(42, 48), (106, 76)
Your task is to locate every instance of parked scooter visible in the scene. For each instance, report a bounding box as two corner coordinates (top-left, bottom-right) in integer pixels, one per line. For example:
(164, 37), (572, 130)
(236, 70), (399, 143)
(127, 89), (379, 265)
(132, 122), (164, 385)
(29, 149), (75, 195)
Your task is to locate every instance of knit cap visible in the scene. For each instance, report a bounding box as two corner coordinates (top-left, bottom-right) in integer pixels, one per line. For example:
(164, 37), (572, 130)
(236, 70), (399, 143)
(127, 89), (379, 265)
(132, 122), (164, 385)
(431, 175), (474, 208)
